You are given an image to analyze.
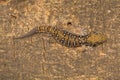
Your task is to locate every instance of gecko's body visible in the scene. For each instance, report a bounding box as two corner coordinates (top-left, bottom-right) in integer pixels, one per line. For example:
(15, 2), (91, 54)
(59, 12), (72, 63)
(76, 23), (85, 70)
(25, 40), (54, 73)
(15, 26), (107, 47)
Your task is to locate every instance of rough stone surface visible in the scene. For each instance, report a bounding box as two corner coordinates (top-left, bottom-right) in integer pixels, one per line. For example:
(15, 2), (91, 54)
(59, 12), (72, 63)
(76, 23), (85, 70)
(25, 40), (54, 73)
(0, 0), (120, 80)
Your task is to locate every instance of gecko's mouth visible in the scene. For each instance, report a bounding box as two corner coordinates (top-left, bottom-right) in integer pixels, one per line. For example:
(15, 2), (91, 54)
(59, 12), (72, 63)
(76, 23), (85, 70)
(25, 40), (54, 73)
(85, 41), (106, 47)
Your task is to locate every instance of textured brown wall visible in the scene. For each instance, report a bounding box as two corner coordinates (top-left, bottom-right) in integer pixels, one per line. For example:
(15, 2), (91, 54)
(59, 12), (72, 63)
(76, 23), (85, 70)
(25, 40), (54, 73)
(0, 0), (120, 80)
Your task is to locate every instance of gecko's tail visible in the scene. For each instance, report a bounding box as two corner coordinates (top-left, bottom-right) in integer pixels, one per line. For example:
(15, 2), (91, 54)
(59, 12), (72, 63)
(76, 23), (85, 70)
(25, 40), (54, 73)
(14, 27), (39, 39)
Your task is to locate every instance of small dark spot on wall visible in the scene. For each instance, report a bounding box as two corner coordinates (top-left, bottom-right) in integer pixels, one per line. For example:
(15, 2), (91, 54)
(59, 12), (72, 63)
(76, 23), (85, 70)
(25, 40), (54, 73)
(67, 22), (72, 26)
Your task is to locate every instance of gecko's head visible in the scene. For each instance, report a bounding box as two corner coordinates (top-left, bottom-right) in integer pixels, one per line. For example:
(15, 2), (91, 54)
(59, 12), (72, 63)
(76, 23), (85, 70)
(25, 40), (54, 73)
(86, 32), (107, 47)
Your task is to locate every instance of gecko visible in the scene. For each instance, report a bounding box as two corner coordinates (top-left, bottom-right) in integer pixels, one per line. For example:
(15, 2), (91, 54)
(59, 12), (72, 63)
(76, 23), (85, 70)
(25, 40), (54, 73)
(14, 26), (107, 47)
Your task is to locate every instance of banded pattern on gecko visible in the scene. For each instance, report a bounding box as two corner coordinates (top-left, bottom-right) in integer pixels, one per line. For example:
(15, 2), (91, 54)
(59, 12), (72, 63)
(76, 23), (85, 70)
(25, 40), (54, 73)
(15, 26), (107, 47)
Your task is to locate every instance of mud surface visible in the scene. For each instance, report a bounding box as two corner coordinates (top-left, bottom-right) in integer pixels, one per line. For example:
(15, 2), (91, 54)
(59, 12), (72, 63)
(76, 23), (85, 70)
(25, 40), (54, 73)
(0, 0), (120, 80)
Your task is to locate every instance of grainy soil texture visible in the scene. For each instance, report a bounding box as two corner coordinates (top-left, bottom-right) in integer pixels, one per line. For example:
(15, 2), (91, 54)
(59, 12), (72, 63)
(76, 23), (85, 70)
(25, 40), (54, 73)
(0, 0), (120, 80)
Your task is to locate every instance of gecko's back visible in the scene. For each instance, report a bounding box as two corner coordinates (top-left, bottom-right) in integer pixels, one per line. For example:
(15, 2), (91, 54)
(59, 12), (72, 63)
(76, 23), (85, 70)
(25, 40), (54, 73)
(15, 26), (107, 47)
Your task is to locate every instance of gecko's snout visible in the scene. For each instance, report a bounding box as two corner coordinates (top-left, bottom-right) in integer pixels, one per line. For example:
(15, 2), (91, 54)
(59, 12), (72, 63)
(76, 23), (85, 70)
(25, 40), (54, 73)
(86, 32), (107, 46)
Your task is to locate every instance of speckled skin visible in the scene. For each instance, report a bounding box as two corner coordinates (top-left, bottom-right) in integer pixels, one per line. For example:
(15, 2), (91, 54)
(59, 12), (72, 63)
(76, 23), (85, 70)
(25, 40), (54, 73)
(15, 26), (107, 47)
